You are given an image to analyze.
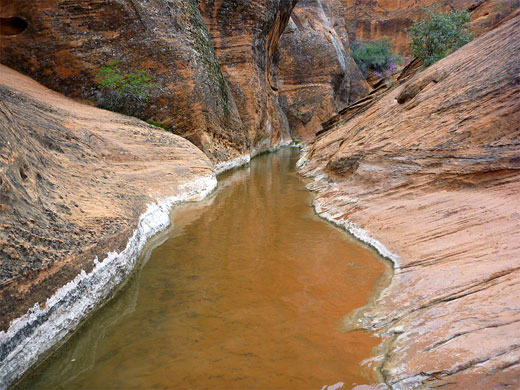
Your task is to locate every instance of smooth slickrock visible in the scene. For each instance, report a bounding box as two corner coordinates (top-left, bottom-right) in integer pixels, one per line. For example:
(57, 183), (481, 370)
(342, 0), (517, 56)
(300, 14), (520, 389)
(0, 65), (214, 332)
(276, 0), (370, 140)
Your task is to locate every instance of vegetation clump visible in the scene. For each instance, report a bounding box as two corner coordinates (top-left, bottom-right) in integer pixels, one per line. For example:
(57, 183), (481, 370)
(96, 60), (153, 117)
(407, 7), (473, 66)
(146, 121), (167, 130)
(351, 39), (401, 77)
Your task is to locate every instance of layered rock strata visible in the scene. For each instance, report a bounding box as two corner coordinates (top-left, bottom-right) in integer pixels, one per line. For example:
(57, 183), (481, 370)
(276, 0), (370, 140)
(0, 0), (294, 163)
(199, 0), (297, 158)
(299, 14), (520, 389)
(0, 65), (216, 387)
(343, 0), (517, 56)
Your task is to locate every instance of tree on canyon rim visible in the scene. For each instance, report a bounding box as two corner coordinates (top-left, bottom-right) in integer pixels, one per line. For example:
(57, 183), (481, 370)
(407, 7), (473, 66)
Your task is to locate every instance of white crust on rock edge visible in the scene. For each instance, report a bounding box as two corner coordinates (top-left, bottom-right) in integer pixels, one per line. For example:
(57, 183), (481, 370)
(214, 155), (252, 175)
(313, 198), (400, 267)
(0, 173), (217, 389)
(297, 148), (400, 268)
(214, 139), (295, 175)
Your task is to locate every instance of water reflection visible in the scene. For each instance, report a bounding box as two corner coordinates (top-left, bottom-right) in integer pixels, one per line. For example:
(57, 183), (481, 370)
(20, 148), (387, 389)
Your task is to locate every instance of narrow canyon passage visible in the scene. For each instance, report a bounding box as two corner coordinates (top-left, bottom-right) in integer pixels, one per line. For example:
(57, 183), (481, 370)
(19, 148), (388, 389)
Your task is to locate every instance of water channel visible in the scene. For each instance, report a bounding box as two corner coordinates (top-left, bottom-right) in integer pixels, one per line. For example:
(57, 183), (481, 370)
(19, 148), (388, 389)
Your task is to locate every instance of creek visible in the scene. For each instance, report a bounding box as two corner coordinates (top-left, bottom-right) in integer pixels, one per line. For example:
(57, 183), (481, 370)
(19, 148), (388, 389)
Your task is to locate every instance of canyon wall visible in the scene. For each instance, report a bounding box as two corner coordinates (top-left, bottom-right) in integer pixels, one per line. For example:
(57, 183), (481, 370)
(276, 0), (370, 140)
(0, 0), (373, 158)
(343, 0), (518, 56)
(199, 0), (371, 143)
(300, 13), (520, 389)
(199, 0), (296, 155)
(0, 0), (299, 163)
(0, 0), (251, 162)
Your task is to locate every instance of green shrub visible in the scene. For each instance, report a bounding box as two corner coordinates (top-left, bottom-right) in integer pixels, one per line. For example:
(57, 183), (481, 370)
(146, 121), (167, 130)
(407, 7), (473, 66)
(351, 39), (401, 77)
(96, 60), (153, 117)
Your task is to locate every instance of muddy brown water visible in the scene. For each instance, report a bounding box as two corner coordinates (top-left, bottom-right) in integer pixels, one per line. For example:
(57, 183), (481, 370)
(18, 148), (389, 389)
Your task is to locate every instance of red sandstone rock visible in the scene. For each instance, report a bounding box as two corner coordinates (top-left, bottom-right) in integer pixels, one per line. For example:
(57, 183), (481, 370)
(469, 0), (520, 35)
(0, 65), (213, 332)
(276, 0), (370, 140)
(0, 0), (297, 163)
(199, 0), (297, 155)
(300, 14), (520, 389)
(342, 0), (516, 56)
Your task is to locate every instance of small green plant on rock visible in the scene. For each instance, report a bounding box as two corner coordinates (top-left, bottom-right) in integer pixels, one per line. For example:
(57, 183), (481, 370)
(407, 7), (473, 66)
(334, 119), (346, 129)
(351, 39), (401, 77)
(146, 121), (167, 130)
(96, 60), (153, 117)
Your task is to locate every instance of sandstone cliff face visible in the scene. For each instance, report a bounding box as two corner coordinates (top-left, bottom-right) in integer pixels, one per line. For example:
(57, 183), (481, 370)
(199, 0), (297, 155)
(275, 0), (370, 140)
(0, 0), (295, 163)
(343, 0), (517, 56)
(0, 65), (214, 333)
(300, 14), (520, 389)
(469, 0), (520, 35)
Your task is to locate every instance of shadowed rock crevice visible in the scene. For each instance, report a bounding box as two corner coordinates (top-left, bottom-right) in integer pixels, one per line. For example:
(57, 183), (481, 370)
(199, 0), (297, 157)
(0, 16), (27, 36)
(276, 0), (370, 140)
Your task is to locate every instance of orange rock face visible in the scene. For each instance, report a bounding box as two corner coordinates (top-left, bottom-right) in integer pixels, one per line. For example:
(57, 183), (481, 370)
(343, 0), (517, 56)
(276, 0), (370, 140)
(199, 0), (297, 154)
(299, 14), (520, 389)
(469, 0), (520, 35)
(0, 65), (214, 332)
(0, 0), (298, 163)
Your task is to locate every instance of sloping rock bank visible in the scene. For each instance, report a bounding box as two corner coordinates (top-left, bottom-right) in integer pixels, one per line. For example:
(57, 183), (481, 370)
(299, 14), (520, 389)
(0, 65), (217, 387)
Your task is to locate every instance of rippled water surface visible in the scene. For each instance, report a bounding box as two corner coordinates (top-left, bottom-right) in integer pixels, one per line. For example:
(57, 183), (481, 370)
(20, 148), (388, 389)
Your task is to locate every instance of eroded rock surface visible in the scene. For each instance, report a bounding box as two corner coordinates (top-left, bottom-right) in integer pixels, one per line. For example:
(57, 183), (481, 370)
(343, 0), (517, 56)
(0, 65), (214, 332)
(300, 15), (520, 389)
(0, 0), (263, 163)
(199, 0), (297, 155)
(276, 0), (370, 140)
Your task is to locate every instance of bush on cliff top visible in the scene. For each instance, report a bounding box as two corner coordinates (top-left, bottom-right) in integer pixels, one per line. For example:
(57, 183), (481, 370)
(407, 7), (473, 66)
(351, 39), (401, 78)
(96, 60), (153, 118)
